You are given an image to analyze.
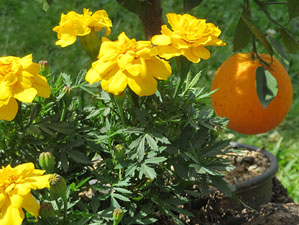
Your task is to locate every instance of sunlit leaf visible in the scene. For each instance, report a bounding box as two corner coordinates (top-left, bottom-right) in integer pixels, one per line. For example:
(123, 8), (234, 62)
(240, 13), (273, 55)
(256, 67), (278, 109)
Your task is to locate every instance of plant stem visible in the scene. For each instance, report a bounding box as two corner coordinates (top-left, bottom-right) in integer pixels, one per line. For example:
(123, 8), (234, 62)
(62, 196), (68, 222)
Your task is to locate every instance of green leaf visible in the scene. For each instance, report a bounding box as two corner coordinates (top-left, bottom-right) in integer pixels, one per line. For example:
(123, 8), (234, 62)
(140, 164), (156, 179)
(210, 176), (234, 197)
(66, 150), (91, 164)
(233, 14), (252, 51)
(112, 193), (131, 202)
(183, 0), (203, 13)
(113, 187), (132, 194)
(144, 156), (167, 165)
(268, 36), (288, 60)
(144, 134), (159, 151)
(137, 136), (146, 162)
(287, 0), (299, 20)
(240, 13), (273, 55)
(116, 0), (147, 15)
(280, 28), (299, 54)
(256, 67), (278, 108)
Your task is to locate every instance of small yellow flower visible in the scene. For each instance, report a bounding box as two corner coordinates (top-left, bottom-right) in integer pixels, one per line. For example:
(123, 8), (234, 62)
(53, 8), (112, 47)
(0, 54), (50, 121)
(151, 13), (226, 63)
(0, 163), (51, 225)
(86, 32), (172, 96)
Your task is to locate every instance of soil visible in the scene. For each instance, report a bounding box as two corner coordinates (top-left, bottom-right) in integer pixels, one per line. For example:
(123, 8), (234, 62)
(156, 148), (298, 225)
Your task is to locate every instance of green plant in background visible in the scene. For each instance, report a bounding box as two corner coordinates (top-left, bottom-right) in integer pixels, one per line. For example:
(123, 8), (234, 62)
(0, 0), (299, 224)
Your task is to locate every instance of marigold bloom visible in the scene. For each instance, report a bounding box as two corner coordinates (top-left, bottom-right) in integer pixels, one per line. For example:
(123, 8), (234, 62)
(0, 163), (51, 225)
(53, 8), (112, 47)
(0, 54), (50, 121)
(151, 13), (226, 63)
(85, 32), (172, 96)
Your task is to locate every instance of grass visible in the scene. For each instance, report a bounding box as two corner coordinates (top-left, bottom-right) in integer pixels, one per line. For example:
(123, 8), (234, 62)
(1, 0), (299, 202)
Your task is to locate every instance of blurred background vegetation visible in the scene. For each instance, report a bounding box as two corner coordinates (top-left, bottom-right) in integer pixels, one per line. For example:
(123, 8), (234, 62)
(0, 0), (298, 202)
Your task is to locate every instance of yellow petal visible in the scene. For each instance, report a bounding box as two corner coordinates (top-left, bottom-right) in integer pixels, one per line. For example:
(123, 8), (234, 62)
(0, 98), (18, 121)
(0, 82), (13, 100)
(151, 34), (172, 46)
(9, 194), (23, 208)
(13, 87), (37, 103)
(145, 58), (172, 80)
(192, 46), (211, 60)
(18, 54), (33, 69)
(32, 75), (51, 98)
(85, 68), (101, 84)
(22, 193), (40, 219)
(0, 204), (24, 225)
(151, 46), (181, 59)
(117, 54), (135, 69)
(125, 63), (143, 77)
(182, 48), (201, 63)
(101, 69), (127, 95)
(127, 74), (157, 96)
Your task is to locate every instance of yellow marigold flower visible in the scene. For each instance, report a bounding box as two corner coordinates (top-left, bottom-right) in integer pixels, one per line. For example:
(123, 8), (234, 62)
(0, 162), (51, 225)
(0, 54), (50, 121)
(85, 32), (172, 96)
(53, 8), (112, 47)
(151, 13), (226, 63)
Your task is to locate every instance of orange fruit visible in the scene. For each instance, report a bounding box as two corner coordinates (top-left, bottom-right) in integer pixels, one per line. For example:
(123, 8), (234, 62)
(211, 53), (293, 134)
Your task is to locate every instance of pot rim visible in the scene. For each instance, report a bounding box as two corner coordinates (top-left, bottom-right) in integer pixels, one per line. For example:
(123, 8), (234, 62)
(229, 142), (278, 192)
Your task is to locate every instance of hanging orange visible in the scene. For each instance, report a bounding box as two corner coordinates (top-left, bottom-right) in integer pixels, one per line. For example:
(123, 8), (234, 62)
(211, 53), (293, 134)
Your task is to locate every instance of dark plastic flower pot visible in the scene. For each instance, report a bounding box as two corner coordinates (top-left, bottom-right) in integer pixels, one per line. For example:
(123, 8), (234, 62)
(229, 142), (278, 209)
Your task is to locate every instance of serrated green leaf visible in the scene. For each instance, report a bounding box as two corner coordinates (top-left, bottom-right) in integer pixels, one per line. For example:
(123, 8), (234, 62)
(112, 193), (131, 202)
(183, 0), (203, 13)
(113, 187), (132, 194)
(280, 28), (299, 54)
(210, 176), (234, 197)
(287, 0), (299, 20)
(144, 156), (167, 165)
(140, 164), (156, 179)
(240, 13), (273, 55)
(66, 150), (91, 164)
(137, 136), (146, 162)
(145, 134), (159, 151)
(61, 73), (72, 86)
(256, 67), (278, 108)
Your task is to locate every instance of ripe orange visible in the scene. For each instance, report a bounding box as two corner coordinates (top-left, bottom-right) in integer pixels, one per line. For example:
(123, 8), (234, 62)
(211, 53), (293, 134)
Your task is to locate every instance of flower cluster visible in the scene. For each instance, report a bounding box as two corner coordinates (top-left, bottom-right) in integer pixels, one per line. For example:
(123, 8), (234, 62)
(53, 8), (112, 47)
(0, 54), (50, 121)
(152, 13), (226, 63)
(0, 163), (51, 225)
(86, 32), (172, 96)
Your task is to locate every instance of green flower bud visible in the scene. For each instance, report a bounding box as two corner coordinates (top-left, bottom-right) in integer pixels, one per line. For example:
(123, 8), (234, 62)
(78, 30), (101, 61)
(39, 152), (55, 173)
(114, 144), (125, 160)
(39, 60), (50, 76)
(62, 86), (74, 106)
(49, 174), (67, 200)
(113, 208), (124, 225)
(39, 202), (55, 219)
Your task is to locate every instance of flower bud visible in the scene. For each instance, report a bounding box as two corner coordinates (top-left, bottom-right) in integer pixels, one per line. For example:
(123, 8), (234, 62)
(39, 152), (55, 173)
(39, 60), (50, 76)
(78, 30), (101, 61)
(114, 144), (125, 160)
(113, 208), (124, 225)
(62, 86), (74, 106)
(39, 202), (55, 219)
(49, 174), (67, 200)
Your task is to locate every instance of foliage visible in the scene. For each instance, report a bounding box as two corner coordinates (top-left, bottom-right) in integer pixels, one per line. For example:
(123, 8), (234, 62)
(0, 0), (299, 224)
